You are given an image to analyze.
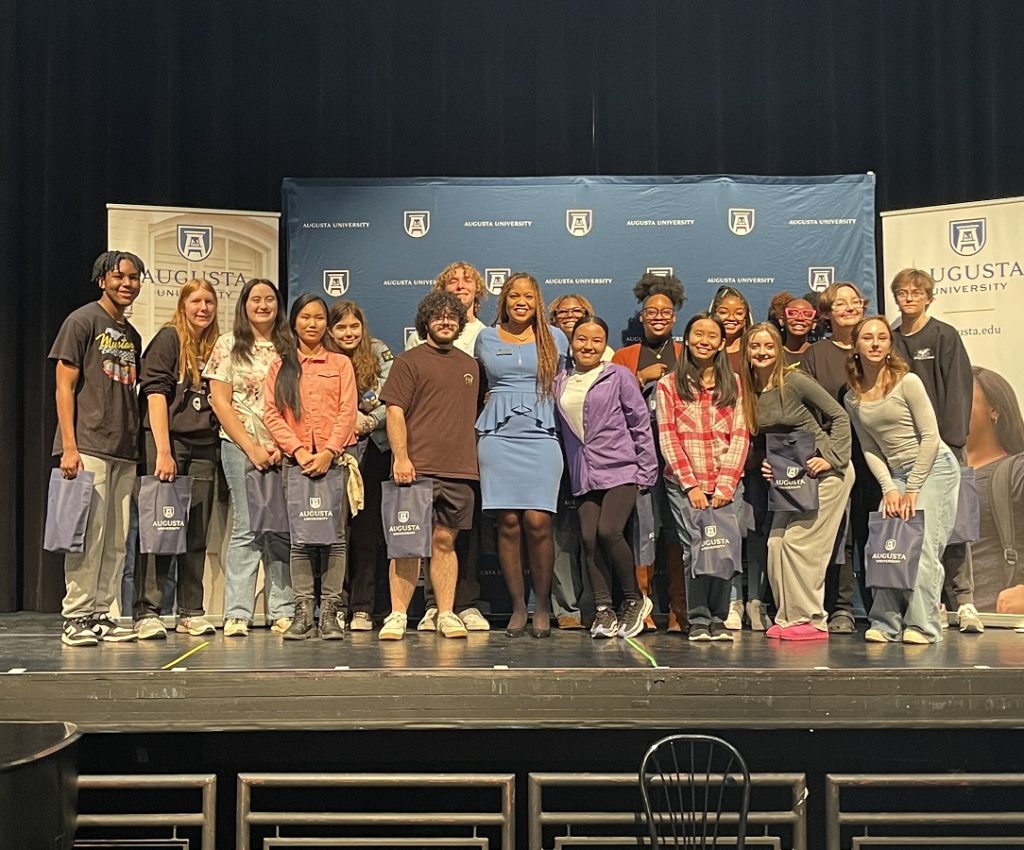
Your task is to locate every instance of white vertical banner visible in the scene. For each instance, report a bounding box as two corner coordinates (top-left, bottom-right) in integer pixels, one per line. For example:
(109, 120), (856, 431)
(880, 197), (1024, 395)
(107, 204), (281, 621)
(107, 204), (281, 344)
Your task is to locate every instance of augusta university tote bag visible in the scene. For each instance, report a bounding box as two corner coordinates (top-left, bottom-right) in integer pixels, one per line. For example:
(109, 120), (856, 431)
(43, 468), (95, 554)
(631, 487), (656, 566)
(137, 475), (192, 555)
(688, 505), (743, 579)
(286, 464), (345, 547)
(380, 478), (433, 559)
(766, 431), (819, 513)
(865, 511), (925, 591)
(245, 464), (289, 534)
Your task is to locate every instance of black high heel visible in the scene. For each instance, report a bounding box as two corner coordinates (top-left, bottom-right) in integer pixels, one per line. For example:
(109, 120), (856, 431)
(530, 626), (551, 639)
(505, 624), (527, 637)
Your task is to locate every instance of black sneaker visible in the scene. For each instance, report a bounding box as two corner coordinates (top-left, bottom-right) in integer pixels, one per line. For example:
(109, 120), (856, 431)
(590, 607), (618, 639)
(89, 614), (138, 642)
(62, 617), (99, 647)
(617, 596), (654, 639)
(688, 625), (711, 642)
(709, 621), (734, 642)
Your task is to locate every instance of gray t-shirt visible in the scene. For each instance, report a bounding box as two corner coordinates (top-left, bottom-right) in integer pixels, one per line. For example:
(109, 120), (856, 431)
(49, 301), (143, 463)
(844, 373), (942, 494)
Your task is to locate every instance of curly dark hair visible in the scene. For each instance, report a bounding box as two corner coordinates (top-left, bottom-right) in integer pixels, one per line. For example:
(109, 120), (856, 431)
(632, 271), (686, 308)
(414, 290), (467, 340)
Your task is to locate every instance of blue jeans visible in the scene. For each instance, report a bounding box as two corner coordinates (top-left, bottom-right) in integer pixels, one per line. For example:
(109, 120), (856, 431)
(220, 440), (294, 621)
(869, 449), (959, 643)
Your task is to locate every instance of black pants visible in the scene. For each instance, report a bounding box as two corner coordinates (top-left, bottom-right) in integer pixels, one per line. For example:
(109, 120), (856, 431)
(133, 433), (218, 619)
(578, 484), (640, 609)
(345, 440), (390, 615)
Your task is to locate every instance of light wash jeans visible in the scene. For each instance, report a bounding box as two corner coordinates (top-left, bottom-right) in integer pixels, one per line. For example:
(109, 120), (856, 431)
(220, 440), (294, 621)
(869, 448), (959, 643)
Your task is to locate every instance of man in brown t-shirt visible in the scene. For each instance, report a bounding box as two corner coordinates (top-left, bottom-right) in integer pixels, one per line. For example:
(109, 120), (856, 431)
(378, 291), (480, 640)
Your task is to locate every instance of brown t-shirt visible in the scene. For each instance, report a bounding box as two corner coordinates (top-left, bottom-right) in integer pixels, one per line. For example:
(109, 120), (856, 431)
(379, 343), (480, 480)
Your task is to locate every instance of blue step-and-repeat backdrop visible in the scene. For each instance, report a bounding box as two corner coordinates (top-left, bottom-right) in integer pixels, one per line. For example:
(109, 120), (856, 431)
(283, 174), (876, 353)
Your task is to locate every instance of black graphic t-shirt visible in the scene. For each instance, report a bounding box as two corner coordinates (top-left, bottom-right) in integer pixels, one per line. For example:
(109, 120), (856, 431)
(49, 302), (143, 462)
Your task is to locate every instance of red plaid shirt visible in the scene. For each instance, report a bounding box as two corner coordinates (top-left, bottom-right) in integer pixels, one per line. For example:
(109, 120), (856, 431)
(655, 374), (749, 501)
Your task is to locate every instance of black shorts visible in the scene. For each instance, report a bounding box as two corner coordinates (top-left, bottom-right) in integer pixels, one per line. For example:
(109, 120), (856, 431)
(429, 476), (475, 531)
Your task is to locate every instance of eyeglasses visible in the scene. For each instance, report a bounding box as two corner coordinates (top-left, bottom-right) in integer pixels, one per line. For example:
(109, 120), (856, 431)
(554, 307), (586, 319)
(784, 307), (817, 320)
(831, 299), (864, 311)
(894, 289), (928, 302)
(642, 308), (675, 319)
(430, 314), (460, 326)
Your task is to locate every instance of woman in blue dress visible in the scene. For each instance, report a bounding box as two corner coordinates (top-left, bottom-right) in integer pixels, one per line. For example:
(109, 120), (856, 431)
(475, 272), (569, 638)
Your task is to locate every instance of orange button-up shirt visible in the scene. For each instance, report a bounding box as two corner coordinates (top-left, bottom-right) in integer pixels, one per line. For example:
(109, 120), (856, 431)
(263, 349), (356, 457)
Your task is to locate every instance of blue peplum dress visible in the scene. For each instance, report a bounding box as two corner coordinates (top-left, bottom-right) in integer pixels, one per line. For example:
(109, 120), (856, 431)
(474, 325), (568, 513)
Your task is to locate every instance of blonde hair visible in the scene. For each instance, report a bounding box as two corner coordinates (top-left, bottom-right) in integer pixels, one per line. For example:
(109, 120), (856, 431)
(738, 323), (787, 434)
(846, 316), (910, 398)
(548, 292), (595, 324)
(434, 261), (486, 314)
(169, 279), (220, 388)
(495, 272), (560, 399)
(816, 281), (866, 315)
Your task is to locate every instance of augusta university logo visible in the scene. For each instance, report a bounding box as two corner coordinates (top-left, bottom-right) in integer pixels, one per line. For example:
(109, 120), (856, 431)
(323, 270), (350, 297)
(885, 538), (897, 551)
(704, 525), (717, 538)
(728, 208), (755, 236)
(485, 268), (510, 295)
(646, 266), (674, 277)
(950, 218), (986, 256)
(397, 511), (410, 524)
(808, 266), (835, 292)
(566, 210), (593, 237)
(177, 225), (213, 262)
(309, 497), (322, 510)
(163, 506), (175, 519)
(786, 465), (800, 479)
(404, 211), (430, 238)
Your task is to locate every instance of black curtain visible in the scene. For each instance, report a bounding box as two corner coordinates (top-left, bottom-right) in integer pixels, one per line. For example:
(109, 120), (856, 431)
(3, 0), (1023, 611)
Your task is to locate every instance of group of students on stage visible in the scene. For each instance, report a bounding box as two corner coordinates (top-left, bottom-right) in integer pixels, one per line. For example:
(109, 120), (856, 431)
(51, 251), (1005, 647)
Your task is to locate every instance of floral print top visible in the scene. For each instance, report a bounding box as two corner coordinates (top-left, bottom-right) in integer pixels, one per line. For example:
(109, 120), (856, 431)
(202, 332), (280, 447)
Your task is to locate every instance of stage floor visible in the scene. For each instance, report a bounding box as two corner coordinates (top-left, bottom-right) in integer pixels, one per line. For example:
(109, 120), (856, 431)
(2, 613), (1024, 732)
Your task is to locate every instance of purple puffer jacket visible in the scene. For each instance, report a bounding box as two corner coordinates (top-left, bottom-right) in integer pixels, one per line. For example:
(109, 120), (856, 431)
(553, 363), (659, 497)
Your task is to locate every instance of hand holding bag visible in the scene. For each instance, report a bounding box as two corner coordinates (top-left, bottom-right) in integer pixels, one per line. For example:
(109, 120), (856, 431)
(688, 505), (743, 579)
(137, 475), (192, 554)
(865, 510), (925, 590)
(43, 468), (95, 553)
(766, 431), (820, 512)
(947, 466), (980, 545)
(380, 478), (434, 559)
(286, 464), (345, 547)
(245, 463), (289, 534)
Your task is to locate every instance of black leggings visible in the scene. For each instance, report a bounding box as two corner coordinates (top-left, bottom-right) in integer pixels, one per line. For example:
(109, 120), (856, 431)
(578, 484), (640, 609)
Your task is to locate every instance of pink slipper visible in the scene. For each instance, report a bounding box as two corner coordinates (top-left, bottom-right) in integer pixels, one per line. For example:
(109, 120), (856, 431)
(765, 624), (784, 639)
(779, 623), (829, 641)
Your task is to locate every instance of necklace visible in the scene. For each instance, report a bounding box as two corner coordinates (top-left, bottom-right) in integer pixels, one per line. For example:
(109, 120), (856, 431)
(649, 338), (671, 360)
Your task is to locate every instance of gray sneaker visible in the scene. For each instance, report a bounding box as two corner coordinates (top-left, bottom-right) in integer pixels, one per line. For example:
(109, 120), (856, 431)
(417, 607), (438, 632)
(957, 603), (985, 634)
(134, 616), (168, 640)
(176, 616), (216, 637)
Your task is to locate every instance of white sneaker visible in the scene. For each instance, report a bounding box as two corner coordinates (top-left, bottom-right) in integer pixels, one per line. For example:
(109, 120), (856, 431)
(957, 603), (985, 634)
(134, 616), (168, 640)
(270, 617), (293, 634)
(438, 611), (469, 639)
(223, 617), (249, 637)
(746, 600), (770, 632)
(90, 614), (138, 642)
(724, 600), (744, 630)
(176, 615), (216, 637)
(379, 611), (408, 641)
(939, 603), (950, 630)
(458, 607), (491, 631)
(417, 607), (438, 632)
(348, 612), (374, 631)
